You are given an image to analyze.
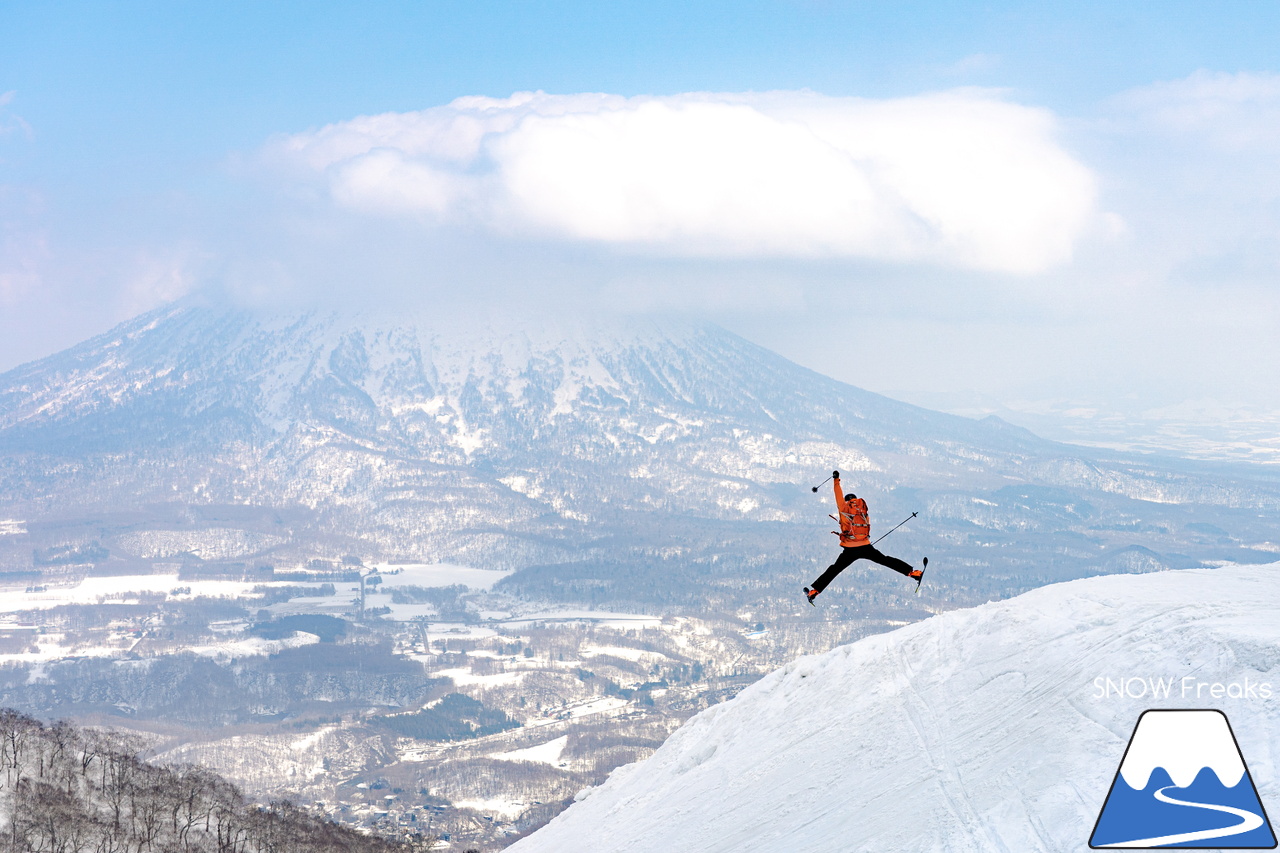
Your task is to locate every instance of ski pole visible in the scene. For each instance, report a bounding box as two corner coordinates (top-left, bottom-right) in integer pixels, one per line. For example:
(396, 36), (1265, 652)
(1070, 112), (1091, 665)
(811, 474), (834, 493)
(872, 512), (918, 545)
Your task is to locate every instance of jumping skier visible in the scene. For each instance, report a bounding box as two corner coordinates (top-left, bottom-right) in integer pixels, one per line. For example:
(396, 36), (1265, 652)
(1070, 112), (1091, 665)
(805, 471), (922, 604)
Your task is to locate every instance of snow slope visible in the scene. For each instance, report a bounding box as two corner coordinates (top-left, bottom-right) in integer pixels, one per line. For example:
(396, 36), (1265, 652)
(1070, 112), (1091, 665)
(509, 564), (1280, 853)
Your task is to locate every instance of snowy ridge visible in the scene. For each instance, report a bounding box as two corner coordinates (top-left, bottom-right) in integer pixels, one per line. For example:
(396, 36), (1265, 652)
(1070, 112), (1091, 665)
(0, 302), (701, 427)
(509, 564), (1280, 853)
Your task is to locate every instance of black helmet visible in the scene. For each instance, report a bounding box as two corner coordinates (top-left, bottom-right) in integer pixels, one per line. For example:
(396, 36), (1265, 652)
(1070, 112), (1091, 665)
(844, 493), (857, 501)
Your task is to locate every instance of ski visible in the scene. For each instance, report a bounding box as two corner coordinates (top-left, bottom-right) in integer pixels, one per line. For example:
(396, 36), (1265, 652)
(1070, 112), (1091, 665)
(914, 557), (929, 595)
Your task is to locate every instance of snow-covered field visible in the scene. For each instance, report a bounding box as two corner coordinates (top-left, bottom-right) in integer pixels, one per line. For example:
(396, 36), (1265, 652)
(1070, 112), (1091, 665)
(265, 594), (354, 617)
(0, 633), (128, 665)
(491, 735), (570, 766)
(0, 574), (274, 612)
(510, 563), (1280, 853)
(374, 563), (513, 590)
(0, 562), (513, 620)
(582, 644), (669, 662)
(185, 631), (320, 660)
(499, 611), (663, 630)
(0, 562), (541, 665)
(432, 665), (527, 688)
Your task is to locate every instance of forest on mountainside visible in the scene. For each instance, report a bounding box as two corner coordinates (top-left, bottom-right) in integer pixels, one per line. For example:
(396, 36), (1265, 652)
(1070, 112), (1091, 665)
(0, 709), (420, 853)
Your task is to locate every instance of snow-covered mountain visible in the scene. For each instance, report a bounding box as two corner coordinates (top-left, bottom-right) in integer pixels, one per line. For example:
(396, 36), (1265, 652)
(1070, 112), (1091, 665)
(1, 296), (1279, 609)
(508, 563), (1280, 853)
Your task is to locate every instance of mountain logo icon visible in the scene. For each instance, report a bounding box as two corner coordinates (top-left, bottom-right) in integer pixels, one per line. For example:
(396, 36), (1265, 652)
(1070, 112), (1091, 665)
(1090, 709), (1276, 849)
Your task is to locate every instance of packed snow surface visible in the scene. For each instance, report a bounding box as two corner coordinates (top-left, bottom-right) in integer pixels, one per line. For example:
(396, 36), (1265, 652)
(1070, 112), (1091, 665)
(509, 564), (1280, 853)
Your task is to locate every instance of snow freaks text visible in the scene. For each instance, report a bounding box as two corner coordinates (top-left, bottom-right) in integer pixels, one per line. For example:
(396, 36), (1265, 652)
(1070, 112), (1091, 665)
(1093, 676), (1274, 701)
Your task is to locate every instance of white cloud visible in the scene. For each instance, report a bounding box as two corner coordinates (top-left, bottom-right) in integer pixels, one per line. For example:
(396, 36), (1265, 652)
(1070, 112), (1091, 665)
(0, 188), (48, 306)
(121, 246), (201, 317)
(267, 89), (1098, 274)
(943, 53), (1002, 76)
(1111, 70), (1280, 150)
(0, 91), (34, 141)
(1098, 71), (1280, 282)
(0, 228), (46, 306)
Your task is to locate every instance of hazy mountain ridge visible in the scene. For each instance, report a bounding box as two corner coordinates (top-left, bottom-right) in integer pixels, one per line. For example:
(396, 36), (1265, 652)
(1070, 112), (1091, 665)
(1, 298), (1278, 608)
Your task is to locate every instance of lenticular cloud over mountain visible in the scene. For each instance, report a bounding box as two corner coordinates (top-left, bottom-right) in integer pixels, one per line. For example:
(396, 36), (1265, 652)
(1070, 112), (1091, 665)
(268, 89), (1099, 274)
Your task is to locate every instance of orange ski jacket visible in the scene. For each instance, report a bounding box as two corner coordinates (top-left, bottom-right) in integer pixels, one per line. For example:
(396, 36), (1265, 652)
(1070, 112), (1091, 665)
(833, 476), (871, 547)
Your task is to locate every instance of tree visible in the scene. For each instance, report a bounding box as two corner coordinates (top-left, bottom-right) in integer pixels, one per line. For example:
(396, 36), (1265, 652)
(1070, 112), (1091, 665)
(0, 709), (404, 853)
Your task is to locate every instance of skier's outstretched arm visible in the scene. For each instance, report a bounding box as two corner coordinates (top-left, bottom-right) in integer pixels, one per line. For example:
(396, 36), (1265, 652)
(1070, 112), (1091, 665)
(831, 470), (842, 507)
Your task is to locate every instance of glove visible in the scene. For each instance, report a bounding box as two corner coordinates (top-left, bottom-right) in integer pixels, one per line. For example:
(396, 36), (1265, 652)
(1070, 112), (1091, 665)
(832, 470), (840, 479)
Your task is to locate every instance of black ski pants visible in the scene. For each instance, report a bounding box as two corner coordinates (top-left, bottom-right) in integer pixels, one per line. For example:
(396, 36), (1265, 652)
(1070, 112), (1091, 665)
(811, 545), (914, 593)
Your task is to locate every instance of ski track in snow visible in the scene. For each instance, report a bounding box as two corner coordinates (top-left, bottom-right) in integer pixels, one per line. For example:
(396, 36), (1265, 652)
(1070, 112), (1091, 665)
(508, 564), (1280, 853)
(896, 643), (1009, 853)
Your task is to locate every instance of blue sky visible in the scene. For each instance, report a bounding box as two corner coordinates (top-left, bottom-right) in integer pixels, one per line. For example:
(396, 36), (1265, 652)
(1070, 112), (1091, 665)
(4, 1), (1280, 418)
(8, 1), (1278, 168)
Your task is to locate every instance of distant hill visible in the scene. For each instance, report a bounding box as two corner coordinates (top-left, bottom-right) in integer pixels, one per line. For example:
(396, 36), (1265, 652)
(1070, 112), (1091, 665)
(508, 563), (1280, 852)
(2, 296), (1278, 612)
